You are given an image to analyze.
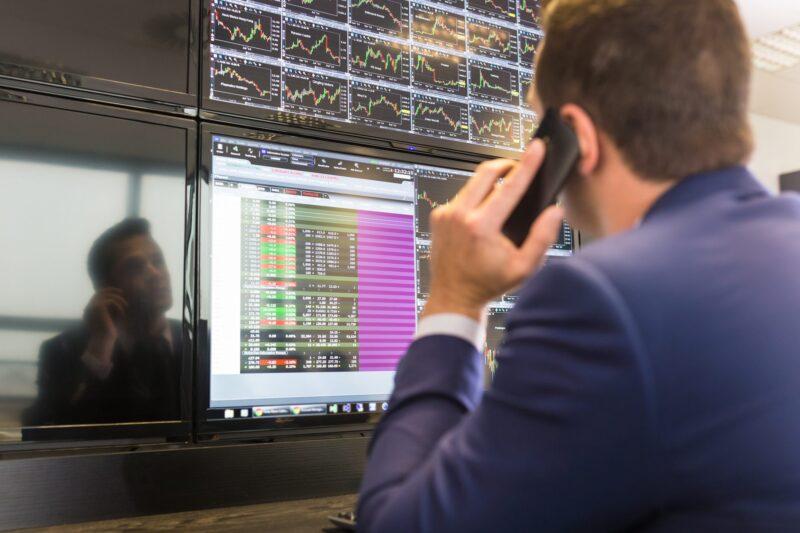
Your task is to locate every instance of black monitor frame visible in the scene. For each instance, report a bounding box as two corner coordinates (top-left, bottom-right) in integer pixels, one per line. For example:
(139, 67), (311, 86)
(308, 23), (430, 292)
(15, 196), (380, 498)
(0, 0), (200, 112)
(0, 89), (197, 453)
(780, 171), (800, 194)
(198, 0), (526, 165)
(196, 120), (478, 441)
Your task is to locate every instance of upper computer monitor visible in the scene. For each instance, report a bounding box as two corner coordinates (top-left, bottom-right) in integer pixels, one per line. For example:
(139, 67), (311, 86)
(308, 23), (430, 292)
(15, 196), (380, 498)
(203, 0), (543, 159)
(0, 1), (198, 106)
(198, 125), (572, 436)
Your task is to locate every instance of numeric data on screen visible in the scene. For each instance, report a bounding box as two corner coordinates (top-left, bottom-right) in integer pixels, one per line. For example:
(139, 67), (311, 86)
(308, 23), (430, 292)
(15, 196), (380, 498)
(208, 0), (542, 151)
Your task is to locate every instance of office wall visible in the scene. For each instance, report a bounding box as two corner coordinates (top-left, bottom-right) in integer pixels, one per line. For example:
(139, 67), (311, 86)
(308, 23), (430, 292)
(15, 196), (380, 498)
(748, 113), (800, 193)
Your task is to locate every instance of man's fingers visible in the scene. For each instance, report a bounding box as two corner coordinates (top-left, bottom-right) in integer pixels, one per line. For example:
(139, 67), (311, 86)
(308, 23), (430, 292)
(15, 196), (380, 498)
(95, 289), (128, 307)
(101, 293), (129, 310)
(104, 298), (127, 315)
(520, 205), (566, 265)
(453, 159), (516, 210)
(94, 292), (128, 321)
(98, 287), (124, 296)
(477, 140), (546, 227)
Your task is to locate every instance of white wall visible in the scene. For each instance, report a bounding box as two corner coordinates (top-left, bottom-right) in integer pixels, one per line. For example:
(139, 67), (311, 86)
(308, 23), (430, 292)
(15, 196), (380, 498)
(748, 113), (800, 193)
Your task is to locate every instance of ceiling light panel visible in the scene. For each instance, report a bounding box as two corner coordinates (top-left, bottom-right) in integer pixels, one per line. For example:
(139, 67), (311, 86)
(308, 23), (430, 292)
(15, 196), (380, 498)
(753, 22), (800, 73)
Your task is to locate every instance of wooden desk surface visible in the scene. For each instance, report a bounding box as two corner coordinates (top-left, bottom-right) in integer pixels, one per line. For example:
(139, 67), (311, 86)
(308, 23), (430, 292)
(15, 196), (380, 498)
(23, 494), (358, 533)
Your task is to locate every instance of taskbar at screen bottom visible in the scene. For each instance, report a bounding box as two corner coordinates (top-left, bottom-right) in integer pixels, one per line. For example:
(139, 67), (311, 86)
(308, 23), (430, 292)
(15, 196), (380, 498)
(207, 400), (390, 422)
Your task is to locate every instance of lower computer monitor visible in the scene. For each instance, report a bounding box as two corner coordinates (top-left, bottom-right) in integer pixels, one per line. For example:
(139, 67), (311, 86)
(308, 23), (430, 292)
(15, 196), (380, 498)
(0, 90), (195, 450)
(198, 125), (574, 436)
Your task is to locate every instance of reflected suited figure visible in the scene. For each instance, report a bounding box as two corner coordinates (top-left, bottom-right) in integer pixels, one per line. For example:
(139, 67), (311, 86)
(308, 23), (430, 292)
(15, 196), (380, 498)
(24, 219), (181, 426)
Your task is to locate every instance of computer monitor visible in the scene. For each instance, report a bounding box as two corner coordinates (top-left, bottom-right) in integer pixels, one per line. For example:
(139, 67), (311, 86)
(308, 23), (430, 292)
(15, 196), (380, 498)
(0, 90), (195, 450)
(198, 125), (573, 436)
(781, 171), (800, 193)
(202, 0), (543, 159)
(0, 1), (198, 106)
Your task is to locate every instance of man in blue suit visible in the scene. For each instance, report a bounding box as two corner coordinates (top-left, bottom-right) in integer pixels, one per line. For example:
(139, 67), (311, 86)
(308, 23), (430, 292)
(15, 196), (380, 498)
(358, 0), (800, 531)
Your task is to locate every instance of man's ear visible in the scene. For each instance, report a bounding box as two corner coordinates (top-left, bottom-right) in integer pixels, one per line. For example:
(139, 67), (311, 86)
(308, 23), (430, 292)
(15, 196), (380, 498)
(560, 103), (600, 176)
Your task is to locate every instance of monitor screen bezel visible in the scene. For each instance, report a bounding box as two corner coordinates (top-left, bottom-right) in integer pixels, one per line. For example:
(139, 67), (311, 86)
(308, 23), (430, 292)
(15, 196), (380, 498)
(198, 0), (532, 165)
(0, 0), (200, 109)
(780, 171), (800, 193)
(196, 121), (479, 440)
(0, 89), (197, 453)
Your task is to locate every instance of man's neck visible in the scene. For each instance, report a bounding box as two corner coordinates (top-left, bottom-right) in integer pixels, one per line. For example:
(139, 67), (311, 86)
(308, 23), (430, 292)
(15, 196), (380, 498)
(587, 135), (678, 238)
(596, 166), (676, 237)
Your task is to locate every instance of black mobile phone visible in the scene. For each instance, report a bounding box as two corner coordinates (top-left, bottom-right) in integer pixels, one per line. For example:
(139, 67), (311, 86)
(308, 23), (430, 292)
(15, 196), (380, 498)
(502, 108), (580, 247)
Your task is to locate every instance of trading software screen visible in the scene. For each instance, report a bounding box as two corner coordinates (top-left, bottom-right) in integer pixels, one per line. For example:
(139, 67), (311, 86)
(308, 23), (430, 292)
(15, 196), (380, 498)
(207, 0), (543, 152)
(207, 135), (571, 422)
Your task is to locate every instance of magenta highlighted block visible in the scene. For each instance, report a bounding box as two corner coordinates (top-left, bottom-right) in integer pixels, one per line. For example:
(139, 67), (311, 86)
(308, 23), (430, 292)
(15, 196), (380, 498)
(357, 210), (417, 372)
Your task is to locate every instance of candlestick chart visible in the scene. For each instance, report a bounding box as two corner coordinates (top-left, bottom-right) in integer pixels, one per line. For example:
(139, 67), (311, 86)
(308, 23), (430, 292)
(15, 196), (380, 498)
(211, 55), (281, 105)
(519, 72), (533, 107)
(519, 31), (541, 66)
(521, 114), (538, 144)
(467, 19), (518, 62)
(412, 6), (466, 50)
(467, 0), (516, 22)
(349, 35), (409, 83)
(284, 19), (348, 72)
(412, 94), (469, 140)
(415, 171), (469, 235)
(351, 0), (408, 37)
(415, 241), (432, 298)
(350, 82), (411, 129)
(411, 48), (467, 96)
(469, 61), (519, 105)
(517, 0), (542, 28)
(212, 4), (280, 56)
(470, 105), (521, 148)
(286, 0), (348, 22)
(283, 69), (348, 118)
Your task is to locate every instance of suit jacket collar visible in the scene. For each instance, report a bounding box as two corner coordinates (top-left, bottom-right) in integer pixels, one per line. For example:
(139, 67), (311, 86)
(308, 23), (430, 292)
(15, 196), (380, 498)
(642, 166), (767, 225)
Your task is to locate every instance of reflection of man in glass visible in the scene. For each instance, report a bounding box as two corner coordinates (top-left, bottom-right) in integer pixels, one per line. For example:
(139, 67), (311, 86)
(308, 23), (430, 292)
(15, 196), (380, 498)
(24, 219), (181, 426)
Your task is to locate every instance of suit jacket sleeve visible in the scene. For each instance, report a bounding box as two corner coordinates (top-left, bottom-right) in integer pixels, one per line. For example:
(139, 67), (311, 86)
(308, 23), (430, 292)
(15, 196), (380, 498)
(23, 334), (85, 427)
(23, 331), (113, 427)
(357, 259), (660, 532)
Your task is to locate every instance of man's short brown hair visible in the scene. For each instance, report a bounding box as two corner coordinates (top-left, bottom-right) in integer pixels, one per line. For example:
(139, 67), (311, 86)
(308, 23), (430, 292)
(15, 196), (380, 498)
(537, 0), (753, 180)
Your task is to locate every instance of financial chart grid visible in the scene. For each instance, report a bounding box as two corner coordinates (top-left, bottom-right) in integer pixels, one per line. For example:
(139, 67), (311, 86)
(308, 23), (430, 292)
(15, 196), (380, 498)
(208, 0), (543, 151)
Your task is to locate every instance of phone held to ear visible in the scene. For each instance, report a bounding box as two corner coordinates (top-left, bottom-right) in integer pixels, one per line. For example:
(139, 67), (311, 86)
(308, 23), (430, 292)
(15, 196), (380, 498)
(501, 108), (580, 247)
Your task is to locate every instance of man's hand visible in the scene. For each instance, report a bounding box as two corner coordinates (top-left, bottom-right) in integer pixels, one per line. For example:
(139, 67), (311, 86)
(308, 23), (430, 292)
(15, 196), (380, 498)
(83, 288), (127, 375)
(423, 140), (565, 321)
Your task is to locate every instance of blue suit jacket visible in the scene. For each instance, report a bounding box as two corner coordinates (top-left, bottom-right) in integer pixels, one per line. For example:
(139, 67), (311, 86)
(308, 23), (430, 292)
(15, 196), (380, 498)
(357, 167), (800, 532)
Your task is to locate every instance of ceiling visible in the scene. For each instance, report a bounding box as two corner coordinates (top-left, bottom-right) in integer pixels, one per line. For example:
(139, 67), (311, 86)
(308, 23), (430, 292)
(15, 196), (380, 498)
(735, 0), (800, 124)
(736, 0), (800, 38)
